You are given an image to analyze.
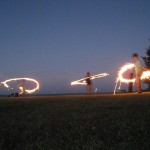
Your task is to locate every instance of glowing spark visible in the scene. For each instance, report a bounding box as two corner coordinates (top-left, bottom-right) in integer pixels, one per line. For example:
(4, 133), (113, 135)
(1, 78), (40, 94)
(141, 71), (150, 80)
(71, 73), (109, 85)
(114, 63), (150, 94)
(19, 86), (24, 95)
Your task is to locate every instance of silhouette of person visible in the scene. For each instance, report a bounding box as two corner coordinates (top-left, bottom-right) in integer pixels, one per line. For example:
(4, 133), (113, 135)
(86, 72), (92, 94)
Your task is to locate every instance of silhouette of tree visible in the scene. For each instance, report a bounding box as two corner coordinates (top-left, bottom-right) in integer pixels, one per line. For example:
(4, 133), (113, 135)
(142, 40), (150, 90)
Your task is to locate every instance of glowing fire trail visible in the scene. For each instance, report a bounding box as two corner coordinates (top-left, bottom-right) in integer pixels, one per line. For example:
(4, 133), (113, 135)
(114, 63), (150, 94)
(1, 78), (40, 94)
(71, 73), (109, 85)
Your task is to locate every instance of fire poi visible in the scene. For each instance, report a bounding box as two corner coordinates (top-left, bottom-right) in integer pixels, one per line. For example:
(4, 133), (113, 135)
(1, 78), (40, 94)
(114, 63), (150, 94)
(71, 73), (109, 85)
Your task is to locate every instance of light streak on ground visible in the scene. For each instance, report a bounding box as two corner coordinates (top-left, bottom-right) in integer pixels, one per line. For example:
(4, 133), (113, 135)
(71, 73), (109, 85)
(114, 63), (150, 94)
(1, 78), (40, 94)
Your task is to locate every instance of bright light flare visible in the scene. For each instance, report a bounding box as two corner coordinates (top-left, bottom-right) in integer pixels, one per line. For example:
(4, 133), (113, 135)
(71, 73), (109, 85)
(1, 78), (40, 94)
(141, 71), (150, 80)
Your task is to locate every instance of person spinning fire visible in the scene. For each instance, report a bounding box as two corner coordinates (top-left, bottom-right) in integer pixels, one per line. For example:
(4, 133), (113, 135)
(132, 53), (143, 94)
(86, 72), (92, 94)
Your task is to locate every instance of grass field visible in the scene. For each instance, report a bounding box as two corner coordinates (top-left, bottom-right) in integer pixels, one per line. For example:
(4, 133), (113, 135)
(0, 93), (150, 150)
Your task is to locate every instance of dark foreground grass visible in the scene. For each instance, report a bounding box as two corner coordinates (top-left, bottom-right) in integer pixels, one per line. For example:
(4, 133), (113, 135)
(0, 94), (150, 150)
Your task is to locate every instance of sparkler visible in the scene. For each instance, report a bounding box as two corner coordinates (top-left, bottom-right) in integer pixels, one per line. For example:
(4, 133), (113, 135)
(114, 63), (150, 94)
(1, 78), (40, 94)
(71, 73), (109, 85)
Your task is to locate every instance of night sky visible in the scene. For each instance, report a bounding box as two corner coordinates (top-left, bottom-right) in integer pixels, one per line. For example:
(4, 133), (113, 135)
(0, 0), (150, 94)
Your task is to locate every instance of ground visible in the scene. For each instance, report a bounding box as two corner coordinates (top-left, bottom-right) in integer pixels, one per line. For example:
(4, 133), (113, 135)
(0, 93), (150, 150)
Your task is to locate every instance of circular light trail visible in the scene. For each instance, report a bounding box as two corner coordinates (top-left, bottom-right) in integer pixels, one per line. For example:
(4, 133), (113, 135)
(71, 73), (109, 85)
(1, 78), (40, 94)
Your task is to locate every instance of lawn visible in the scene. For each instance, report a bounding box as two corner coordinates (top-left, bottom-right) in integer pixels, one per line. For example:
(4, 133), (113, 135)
(0, 93), (150, 150)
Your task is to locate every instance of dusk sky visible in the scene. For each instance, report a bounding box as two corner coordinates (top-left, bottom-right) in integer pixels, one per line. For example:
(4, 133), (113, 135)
(0, 0), (150, 94)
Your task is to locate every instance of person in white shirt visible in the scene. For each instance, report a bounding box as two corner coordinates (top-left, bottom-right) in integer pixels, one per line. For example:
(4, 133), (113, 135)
(132, 53), (143, 93)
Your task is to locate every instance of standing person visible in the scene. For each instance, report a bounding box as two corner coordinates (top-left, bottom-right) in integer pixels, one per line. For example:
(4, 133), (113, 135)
(132, 53), (143, 93)
(86, 72), (92, 94)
